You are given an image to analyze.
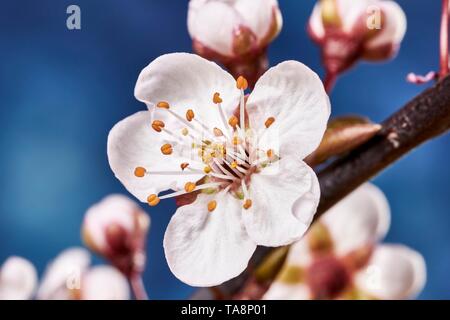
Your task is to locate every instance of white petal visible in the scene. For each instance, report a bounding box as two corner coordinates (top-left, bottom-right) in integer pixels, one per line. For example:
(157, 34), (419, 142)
(188, 1), (241, 56)
(355, 244), (426, 300)
(234, 0), (281, 41)
(308, 3), (325, 40)
(164, 191), (256, 287)
(107, 111), (204, 202)
(309, 0), (374, 37)
(264, 282), (311, 300)
(82, 266), (130, 300)
(320, 183), (390, 257)
(135, 53), (240, 134)
(0, 257), (37, 300)
(337, 0), (376, 33)
(37, 247), (91, 300)
(83, 194), (150, 250)
(365, 1), (407, 50)
(243, 157), (320, 247)
(246, 61), (330, 159)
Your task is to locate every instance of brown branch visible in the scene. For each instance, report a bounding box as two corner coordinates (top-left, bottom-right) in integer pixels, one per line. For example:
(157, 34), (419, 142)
(191, 75), (450, 300)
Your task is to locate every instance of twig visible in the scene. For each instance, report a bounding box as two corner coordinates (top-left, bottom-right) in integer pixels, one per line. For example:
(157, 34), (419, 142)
(440, 0), (449, 78)
(192, 75), (450, 300)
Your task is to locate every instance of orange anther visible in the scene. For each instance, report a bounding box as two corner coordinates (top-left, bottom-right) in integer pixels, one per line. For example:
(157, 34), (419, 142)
(186, 109), (195, 122)
(228, 115), (238, 128)
(243, 199), (252, 210)
(161, 143), (173, 155)
(180, 163), (189, 170)
(157, 101), (170, 109)
(204, 166), (212, 174)
(232, 136), (240, 145)
(267, 149), (274, 158)
(147, 194), (160, 206)
(231, 161), (238, 169)
(184, 182), (196, 193)
(213, 128), (224, 137)
(213, 92), (223, 104)
(236, 76), (249, 90)
(207, 200), (217, 212)
(265, 117), (275, 128)
(134, 167), (146, 178)
(151, 120), (165, 132)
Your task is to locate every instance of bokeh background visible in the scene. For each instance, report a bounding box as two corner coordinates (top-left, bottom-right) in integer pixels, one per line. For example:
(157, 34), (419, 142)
(0, 0), (448, 299)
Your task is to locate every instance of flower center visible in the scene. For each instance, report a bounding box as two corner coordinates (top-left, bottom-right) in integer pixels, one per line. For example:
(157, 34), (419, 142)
(307, 255), (351, 299)
(134, 76), (278, 212)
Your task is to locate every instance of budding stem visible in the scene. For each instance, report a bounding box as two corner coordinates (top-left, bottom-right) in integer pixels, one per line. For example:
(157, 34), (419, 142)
(129, 274), (148, 300)
(323, 71), (338, 94)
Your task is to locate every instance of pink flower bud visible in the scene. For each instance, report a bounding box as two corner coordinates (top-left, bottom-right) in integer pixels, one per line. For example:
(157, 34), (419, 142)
(309, 0), (406, 75)
(36, 248), (130, 300)
(0, 257), (37, 300)
(82, 194), (150, 276)
(188, 0), (283, 86)
(82, 266), (130, 300)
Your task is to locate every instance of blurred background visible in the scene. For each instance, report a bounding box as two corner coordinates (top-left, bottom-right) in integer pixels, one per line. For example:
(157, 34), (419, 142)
(0, 0), (448, 299)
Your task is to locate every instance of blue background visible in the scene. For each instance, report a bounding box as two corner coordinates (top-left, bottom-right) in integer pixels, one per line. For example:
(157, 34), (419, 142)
(0, 0), (448, 299)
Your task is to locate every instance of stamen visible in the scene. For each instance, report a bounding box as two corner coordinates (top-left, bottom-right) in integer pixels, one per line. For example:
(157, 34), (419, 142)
(161, 143), (173, 155)
(161, 105), (206, 138)
(228, 115), (238, 128)
(243, 199), (252, 210)
(134, 167), (147, 178)
(157, 101), (170, 109)
(189, 166), (237, 181)
(181, 128), (189, 136)
(222, 159), (244, 178)
(147, 100), (212, 143)
(265, 117), (275, 128)
(226, 148), (249, 166)
(212, 92), (232, 138)
(226, 159), (247, 174)
(184, 182), (196, 193)
(252, 155), (272, 167)
(145, 170), (200, 175)
(151, 120), (165, 132)
(158, 182), (223, 200)
(213, 128), (224, 137)
(232, 136), (241, 145)
(213, 158), (238, 179)
(180, 163), (189, 171)
(213, 92), (223, 104)
(186, 109), (195, 122)
(237, 77), (247, 130)
(267, 149), (274, 158)
(236, 76), (249, 90)
(147, 194), (160, 206)
(207, 200), (217, 212)
(150, 100), (209, 141)
(237, 144), (248, 161)
(204, 165), (212, 174)
(235, 165), (248, 174)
